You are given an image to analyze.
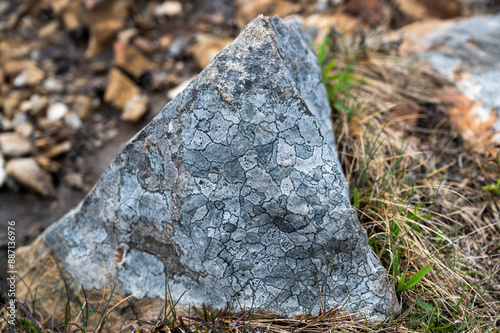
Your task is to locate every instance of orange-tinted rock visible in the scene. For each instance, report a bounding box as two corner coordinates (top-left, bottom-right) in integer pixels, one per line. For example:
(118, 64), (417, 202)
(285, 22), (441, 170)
(392, 14), (500, 155)
(439, 86), (498, 155)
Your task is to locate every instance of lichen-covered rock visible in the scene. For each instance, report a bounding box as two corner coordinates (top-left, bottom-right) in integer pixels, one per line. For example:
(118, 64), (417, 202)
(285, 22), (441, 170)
(20, 15), (399, 322)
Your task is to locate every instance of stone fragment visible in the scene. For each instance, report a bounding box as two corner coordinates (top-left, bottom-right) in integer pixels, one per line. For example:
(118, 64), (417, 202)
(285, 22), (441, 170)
(84, 0), (129, 58)
(2, 92), (22, 119)
(62, 0), (82, 30)
(63, 172), (84, 190)
(303, 13), (360, 42)
(73, 95), (94, 119)
(236, 0), (302, 27)
(0, 132), (32, 157)
(6, 157), (55, 196)
(104, 68), (141, 109)
(190, 34), (232, 68)
(64, 112), (82, 129)
(42, 140), (72, 159)
(167, 76), (194, 99)
(29, 95), (49, 116)
(113, 41), (151, 79)
(15, 122), (34, 138)
(46, 102), (69, 121)
(393, 14), (500, 154)
(0, 153), (6, 188)
(121, 94), (149, 121)
(43, 77), (64, 93)
(13, 64), (45, 87)
(154, 1), (183, 17)
(17, 16), (399, 327)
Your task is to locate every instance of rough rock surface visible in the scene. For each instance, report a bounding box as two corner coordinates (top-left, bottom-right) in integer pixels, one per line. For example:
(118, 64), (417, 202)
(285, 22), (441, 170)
(394, 14), (500, 153)
(22, 15), (399, 321)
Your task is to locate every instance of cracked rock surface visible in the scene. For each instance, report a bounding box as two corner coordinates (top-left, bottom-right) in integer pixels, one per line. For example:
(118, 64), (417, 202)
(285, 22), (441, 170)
(35, 15), (399, 319)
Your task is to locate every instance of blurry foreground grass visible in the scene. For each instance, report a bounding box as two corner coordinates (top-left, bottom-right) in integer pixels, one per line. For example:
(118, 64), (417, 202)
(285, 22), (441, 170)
(2, 31), (499, 333)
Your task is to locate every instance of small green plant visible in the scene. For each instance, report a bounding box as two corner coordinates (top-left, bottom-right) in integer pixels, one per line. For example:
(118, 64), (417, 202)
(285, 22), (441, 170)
(316, 33), (365, 124)
(482, 178), (500, 196)
(396, 263), (434, 293)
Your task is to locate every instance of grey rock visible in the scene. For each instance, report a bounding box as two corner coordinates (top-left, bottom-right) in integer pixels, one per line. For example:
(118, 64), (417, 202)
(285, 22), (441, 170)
(40, 15), (399, 320)
(413, 14), (500, 139)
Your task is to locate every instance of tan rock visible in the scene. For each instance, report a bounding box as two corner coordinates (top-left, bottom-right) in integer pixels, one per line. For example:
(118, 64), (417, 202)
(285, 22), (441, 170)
(35, 155), (60, 173)
(121, 94), (149, 121)
(73, 95), (94, 119)
(43, 140), (72, 159)
(113, 41), (151, 78)
(133, 36), (157, 54)
(190, 35), (232, 68)
(6, 157), (55, 196)
(303, 13), (360, 43)
(62, 0), (83, 30)
(154, 1), (183, 17)
(30, 94), (50, 116)
(15, 122), (34, 137)
(104, 68), (141, 109)
(63, 172), (84, 190)
(0, 132), (32, 157)
(38, 20), (60, 39)
(2, 59), (36, 78)
(13, 63), (45, 87)
(167, 76), (194, 100)
(84, 0), (130, 58)
(158, 35), (173, 49)
(2, 92), (22, 119)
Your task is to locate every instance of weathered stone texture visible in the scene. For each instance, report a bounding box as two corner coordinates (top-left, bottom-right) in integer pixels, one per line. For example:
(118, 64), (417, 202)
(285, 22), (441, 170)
(28, 15), (399, 320)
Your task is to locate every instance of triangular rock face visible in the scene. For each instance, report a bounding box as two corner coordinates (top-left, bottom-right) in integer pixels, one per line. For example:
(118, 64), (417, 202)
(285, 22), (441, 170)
(34, 15), (399, 319)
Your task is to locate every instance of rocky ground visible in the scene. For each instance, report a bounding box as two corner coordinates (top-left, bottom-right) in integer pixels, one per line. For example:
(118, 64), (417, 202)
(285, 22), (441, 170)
(0, 0), (500, 331)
